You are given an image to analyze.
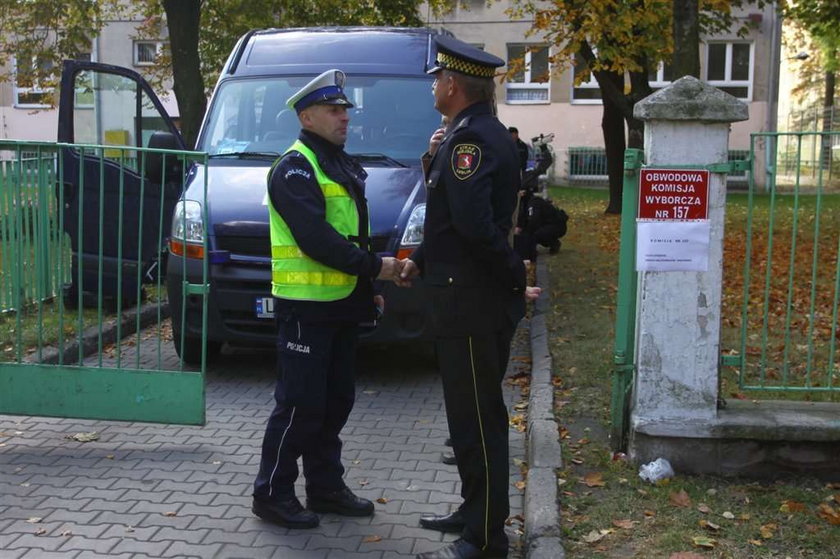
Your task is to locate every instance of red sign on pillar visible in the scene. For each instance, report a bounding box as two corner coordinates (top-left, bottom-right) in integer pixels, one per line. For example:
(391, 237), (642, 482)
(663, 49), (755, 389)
(637, 169), (710, 220)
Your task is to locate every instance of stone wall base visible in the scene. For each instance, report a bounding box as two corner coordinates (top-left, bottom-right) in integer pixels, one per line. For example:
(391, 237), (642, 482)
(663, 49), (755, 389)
(629, 400), (840, 480)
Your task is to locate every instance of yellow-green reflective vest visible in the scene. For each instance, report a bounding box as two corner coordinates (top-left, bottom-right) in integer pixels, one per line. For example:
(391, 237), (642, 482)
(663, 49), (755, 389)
(268, 140), (360, 301)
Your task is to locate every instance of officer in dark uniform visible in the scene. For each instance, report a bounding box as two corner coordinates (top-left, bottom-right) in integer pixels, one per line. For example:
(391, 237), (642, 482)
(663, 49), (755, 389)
(399, 37), (540, 559)
(253, 69), (402, 529)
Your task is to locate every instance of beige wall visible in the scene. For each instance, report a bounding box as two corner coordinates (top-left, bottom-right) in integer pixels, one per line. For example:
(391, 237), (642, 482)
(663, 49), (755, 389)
(0, 18), (173, 141)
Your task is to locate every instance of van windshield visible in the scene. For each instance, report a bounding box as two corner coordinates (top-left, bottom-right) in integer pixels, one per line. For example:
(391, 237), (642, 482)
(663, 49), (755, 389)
(199, 76), (441, 164)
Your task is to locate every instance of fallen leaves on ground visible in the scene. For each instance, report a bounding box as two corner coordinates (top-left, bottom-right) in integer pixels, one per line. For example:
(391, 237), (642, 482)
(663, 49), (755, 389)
(698, 519), (721, 531)
(376, 497), (388, 504)
(669, 489), (692, 508)
(583, 472), (606, 487)
(514, 480), (527, 491)
(66, 432), (99, 442)
(612, 519), (637, 529)
(509, 413), (526, 432)
(818, 503), (840, 525)
(669, 553), (705, 559)
(780, 500), (807, 513)
(582, 529), (612, 544)
(759, 523), (777, 538)
(691, 535), (717, 549)
(362, 535), (382, 543)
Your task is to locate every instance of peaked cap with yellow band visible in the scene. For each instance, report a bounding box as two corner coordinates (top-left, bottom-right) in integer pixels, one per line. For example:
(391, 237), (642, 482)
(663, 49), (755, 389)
(427, 35), (504, 79)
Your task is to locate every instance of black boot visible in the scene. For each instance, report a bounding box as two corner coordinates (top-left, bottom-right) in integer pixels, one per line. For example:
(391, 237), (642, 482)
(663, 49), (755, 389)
(416, 538), (507, 558)
(419, 509), (466, 533)
(307, 487), (374, 517)
(252, 496), (319, 529)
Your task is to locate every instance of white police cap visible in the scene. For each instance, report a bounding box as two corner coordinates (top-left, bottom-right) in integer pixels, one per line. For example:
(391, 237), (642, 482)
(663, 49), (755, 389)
(286, 69), (354, 113)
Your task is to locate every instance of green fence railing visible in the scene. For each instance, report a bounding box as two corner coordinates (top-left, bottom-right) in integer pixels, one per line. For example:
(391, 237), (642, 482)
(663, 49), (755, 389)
(721, 131), (840, 396)
(0, 149), (66, 314)
(0, 139), (210, 424)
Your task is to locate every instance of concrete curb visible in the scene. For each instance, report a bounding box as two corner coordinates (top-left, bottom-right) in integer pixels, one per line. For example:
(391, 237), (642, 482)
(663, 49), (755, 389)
(32, 301), (170, 365)
(525, 259), (565, 558)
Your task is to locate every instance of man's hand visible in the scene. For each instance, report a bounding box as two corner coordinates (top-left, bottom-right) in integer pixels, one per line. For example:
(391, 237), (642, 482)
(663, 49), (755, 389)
(377, 257), (403, 281)
(525, 286), (542, 301)
(429, 127), (445, 156)
(396, 258), (419, 287)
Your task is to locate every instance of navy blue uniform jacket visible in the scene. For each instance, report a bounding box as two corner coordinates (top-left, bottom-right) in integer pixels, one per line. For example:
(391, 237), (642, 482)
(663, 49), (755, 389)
(411, 102), (526, 335)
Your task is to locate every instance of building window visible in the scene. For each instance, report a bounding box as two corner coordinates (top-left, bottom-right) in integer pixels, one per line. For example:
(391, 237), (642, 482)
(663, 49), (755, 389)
(571, 53), (601, 104)
(134, 41), (162, 66)
(13, 56), (55, 108)
(705, 42), (753, 101)
(506, 44), (550, 104)
(649, 61), (675, 91)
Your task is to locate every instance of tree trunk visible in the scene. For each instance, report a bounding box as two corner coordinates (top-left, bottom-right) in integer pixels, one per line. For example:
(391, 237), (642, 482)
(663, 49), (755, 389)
(627, 70), (653, 149)
(672, 0), (700, 79)
(601, 70), (627, 214)
(162, 0), (205, 149)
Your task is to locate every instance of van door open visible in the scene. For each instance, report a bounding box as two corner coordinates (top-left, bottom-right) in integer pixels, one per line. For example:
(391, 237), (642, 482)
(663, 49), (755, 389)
(57, 60), (185, 306)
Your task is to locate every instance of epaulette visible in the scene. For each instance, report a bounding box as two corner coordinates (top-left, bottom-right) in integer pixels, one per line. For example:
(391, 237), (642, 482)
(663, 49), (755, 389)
(451, 116), (471, 132)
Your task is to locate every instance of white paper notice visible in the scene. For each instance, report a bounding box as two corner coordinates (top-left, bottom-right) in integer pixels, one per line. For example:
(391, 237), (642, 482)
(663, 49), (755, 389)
(636, 220), (710, 272)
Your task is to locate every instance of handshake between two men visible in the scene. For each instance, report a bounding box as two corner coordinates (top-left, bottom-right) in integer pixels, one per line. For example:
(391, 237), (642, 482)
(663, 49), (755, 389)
(376, 256), (542, 302)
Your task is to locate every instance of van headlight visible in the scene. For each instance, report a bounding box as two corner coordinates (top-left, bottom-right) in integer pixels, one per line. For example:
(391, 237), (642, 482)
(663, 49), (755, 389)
(169, 200), (205, 259)
(400, 203), (425, 247)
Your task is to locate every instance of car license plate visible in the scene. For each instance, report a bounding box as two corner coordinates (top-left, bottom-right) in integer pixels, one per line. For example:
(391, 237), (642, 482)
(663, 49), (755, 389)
(255, 297), (275, 319)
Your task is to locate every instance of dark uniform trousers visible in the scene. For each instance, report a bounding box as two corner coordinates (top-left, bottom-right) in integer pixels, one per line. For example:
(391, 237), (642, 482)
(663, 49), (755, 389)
(428, 280), (520, 553)
(437, 325), (514, 553)
(254, 311), (358, 500)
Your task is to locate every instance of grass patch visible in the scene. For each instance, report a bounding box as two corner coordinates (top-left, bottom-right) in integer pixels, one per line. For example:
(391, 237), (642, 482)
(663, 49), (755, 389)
(545, 186), (840, 558)
(0, 284), (167, 363)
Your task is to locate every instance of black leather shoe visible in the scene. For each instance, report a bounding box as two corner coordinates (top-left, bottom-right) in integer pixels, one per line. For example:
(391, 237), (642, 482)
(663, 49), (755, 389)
(252, 496), (319, 529)
(419, 509), (465, 533)
(416, 538), (507, 558)
(307, 487), (374, 517)
(442, 452), (457, 465)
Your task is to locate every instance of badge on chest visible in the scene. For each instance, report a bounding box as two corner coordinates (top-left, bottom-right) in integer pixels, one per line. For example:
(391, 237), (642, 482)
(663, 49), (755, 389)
(451, 143), (481, 180)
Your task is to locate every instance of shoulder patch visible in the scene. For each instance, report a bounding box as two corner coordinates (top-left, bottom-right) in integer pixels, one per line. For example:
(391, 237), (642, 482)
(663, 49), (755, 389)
(451, 143), (481, 180)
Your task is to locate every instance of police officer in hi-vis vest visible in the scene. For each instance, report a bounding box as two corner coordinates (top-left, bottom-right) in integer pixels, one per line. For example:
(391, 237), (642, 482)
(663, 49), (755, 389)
(253, 69), (402, 529)
(399, 36), (541, 559)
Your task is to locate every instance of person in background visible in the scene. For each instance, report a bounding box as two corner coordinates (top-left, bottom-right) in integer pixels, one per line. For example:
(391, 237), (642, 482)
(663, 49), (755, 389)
(252, 69), (403, 529)
(508, 126), (529, 175)
(399, 36), (541, 559)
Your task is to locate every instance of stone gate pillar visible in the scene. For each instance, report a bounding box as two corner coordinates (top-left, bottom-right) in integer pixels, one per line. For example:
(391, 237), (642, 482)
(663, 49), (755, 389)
(629, 77), (748, 456)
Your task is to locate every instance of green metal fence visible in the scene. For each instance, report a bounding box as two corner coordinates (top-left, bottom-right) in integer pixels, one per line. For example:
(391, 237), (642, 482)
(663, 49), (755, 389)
(610, 149), (643, 451)
(0, 149), (65, 313)
(568, 147), (754, 187)
(722, 131), (840, 395)
(0, 139), (210, 424)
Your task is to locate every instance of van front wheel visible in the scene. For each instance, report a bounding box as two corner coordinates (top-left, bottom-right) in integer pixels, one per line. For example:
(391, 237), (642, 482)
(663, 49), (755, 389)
(172, 334), (221, 366)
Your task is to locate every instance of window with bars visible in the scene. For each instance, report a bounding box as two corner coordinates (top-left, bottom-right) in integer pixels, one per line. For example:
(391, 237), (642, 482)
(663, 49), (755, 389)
(505, 44), (550, 104)
(134, 41), (162, 66)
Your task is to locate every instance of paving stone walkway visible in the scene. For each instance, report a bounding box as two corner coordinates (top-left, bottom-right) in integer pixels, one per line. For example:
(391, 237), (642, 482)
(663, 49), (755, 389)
(0, 322), (530, 558)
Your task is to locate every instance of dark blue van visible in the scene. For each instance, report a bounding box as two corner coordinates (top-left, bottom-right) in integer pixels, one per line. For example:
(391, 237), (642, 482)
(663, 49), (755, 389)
(57, 27), (442, 363)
